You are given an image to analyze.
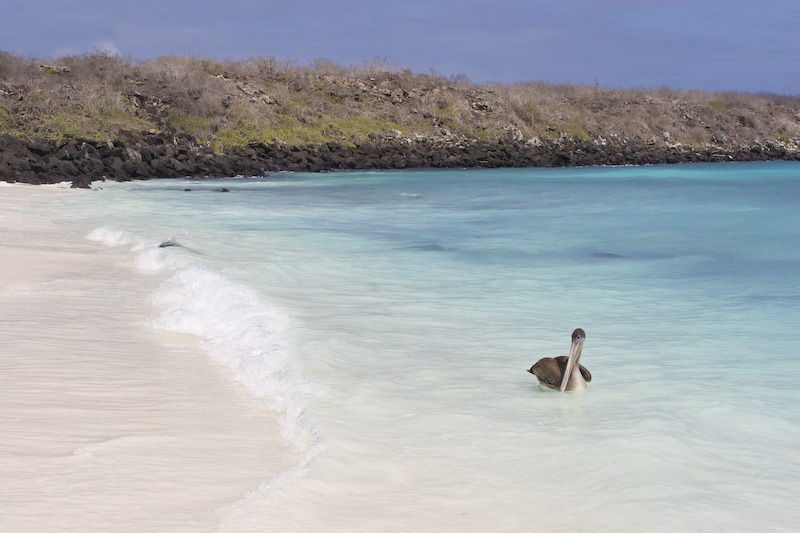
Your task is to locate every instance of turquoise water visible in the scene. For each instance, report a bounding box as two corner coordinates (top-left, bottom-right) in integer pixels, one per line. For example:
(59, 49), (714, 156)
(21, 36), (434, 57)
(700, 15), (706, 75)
(45, 162), (800, 531)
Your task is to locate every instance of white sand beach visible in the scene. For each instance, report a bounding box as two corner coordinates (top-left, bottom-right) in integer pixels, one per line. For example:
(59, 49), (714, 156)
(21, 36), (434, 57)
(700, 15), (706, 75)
(0, 184), (296, 532)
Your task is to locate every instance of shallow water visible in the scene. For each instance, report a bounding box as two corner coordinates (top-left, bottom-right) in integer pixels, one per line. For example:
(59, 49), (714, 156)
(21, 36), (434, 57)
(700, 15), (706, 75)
(14, 162), (800, 531)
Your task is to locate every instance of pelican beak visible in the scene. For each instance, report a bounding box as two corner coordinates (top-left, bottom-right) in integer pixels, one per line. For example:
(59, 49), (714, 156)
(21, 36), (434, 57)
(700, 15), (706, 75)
(559, 336), (584, 392)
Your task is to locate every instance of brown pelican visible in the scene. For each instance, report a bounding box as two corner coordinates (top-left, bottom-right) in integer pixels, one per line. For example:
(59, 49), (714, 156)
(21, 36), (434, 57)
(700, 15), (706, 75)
(527, 328), (591, 391)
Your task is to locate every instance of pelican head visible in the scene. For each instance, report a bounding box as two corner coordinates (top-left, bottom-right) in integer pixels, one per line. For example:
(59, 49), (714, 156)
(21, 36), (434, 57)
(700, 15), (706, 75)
(560, 328), (586, 392)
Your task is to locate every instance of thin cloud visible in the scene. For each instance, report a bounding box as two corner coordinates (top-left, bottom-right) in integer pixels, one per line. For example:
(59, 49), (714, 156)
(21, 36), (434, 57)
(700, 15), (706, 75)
(94, 41), (121, 57)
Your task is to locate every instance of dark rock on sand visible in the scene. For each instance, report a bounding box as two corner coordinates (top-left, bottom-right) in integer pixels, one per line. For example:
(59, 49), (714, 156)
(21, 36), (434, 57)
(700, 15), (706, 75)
(2, 130), (799, 188)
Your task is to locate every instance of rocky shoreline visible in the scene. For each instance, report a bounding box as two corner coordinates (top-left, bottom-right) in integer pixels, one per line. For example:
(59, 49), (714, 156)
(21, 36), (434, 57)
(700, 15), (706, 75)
(1, 130), (798, 188)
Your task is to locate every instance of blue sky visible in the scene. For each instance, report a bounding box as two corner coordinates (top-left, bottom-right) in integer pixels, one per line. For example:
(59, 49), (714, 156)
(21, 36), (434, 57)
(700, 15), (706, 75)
(1, 0), (797, 94)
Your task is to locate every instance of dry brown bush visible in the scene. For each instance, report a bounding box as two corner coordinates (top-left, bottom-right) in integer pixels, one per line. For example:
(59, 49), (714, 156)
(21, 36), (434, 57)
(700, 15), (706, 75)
(0, 51), (797, 151)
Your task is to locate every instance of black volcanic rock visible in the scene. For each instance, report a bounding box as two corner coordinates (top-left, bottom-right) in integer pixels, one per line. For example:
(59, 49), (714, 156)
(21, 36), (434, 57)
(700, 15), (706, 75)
(1, 131), (798, 188)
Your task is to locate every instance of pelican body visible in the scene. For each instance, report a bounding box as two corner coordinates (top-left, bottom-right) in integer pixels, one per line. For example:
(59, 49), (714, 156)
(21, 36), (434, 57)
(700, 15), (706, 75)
(528, 328), (591, 392)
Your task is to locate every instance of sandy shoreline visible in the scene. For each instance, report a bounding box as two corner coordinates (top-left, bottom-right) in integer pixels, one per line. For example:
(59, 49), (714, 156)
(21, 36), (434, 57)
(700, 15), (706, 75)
(0, 184), (296, 532)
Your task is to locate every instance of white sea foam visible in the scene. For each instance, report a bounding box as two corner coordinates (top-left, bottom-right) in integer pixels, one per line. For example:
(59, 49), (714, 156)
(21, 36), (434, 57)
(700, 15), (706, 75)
(89, 221), (327, 453)
(132, 243), (179, 272)
(145, 260), (328, 528)
(84, 225), (325, 500)
(86, 226), (134, 246)
(150, 264), (323, 452)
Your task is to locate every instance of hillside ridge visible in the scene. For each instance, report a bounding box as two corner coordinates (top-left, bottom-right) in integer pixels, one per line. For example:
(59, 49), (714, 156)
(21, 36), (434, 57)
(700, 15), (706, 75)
(1, 52), (798, 186)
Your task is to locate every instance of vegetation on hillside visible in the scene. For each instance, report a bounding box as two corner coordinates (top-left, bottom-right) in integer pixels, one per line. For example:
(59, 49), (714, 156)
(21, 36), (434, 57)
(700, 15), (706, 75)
(1, 51), (798, 154)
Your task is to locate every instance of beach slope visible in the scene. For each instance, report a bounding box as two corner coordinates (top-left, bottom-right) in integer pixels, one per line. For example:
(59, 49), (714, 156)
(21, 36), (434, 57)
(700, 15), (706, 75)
(0, 184), (295, 532)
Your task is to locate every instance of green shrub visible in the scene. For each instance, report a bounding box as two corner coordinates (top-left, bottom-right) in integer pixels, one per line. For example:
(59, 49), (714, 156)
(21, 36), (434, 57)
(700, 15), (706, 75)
(211, 116), (324, 152)
(29, 114), (86, 138)
(170, 113), (211, 135)
(0, 106), (15, 133)
(560, 121), (591, 141)
(28, 108), (149, 140)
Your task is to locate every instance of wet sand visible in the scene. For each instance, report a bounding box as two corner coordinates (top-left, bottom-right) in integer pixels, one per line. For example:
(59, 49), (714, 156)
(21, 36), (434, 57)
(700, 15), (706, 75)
(0, 184), (297, 532)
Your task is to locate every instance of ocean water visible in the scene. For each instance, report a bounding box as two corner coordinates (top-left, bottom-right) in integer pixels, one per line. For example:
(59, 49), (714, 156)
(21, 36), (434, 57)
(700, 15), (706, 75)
(28, 162), (800, 531)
